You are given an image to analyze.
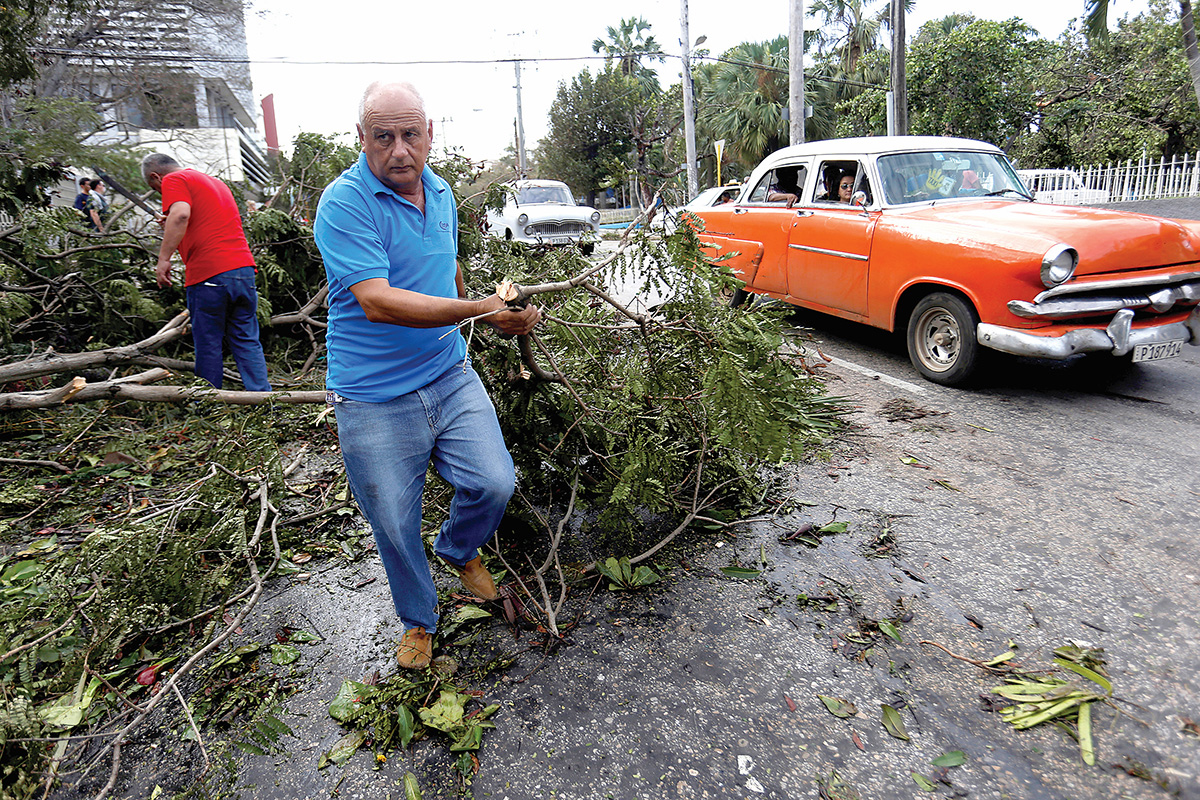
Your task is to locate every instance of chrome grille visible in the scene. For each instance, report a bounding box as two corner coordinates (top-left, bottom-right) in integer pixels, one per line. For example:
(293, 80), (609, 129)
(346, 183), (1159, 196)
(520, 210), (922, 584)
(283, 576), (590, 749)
(529, 221), (588, 236)
(1009, 274), (1200, 319)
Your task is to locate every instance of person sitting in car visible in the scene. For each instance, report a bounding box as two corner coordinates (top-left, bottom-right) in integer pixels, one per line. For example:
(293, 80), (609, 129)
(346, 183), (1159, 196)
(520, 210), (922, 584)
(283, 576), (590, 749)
(766, 166), (801, 207)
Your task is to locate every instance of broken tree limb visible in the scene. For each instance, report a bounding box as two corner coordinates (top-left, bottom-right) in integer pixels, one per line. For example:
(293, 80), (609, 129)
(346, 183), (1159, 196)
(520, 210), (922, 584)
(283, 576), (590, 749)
(0, 369), (325, 409)
(270, 285), (329, 328)
(0, 311), (190, 384)
(0, 457), (73, 473)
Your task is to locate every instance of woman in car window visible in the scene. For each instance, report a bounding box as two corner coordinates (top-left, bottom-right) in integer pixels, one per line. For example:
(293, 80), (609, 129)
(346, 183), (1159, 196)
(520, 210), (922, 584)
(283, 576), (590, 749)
(835, 173), (854, 203)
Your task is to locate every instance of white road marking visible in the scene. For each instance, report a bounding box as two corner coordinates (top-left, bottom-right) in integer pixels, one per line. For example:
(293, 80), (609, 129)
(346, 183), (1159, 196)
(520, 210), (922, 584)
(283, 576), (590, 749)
(826, 355), (928, 394)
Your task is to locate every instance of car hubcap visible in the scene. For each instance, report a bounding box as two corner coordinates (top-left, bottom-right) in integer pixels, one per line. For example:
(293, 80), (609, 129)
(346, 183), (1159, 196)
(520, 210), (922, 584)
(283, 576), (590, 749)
(916, 308), (959, 371)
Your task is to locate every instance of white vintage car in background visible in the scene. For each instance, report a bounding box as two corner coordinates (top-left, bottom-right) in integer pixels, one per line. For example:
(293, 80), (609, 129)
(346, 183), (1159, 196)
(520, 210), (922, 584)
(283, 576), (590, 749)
(1016, 169), (1110, 205)
(486, 179), (601, 254)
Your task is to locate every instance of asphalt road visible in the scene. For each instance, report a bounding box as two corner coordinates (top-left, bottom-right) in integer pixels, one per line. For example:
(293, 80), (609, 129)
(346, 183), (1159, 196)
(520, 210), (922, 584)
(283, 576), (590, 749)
(465, 322), (1200, 800)
(468, 199), (1200, 799)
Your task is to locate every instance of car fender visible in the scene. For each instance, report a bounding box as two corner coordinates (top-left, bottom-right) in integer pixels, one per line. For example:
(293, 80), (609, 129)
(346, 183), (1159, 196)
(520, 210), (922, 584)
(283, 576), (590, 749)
(699, 235), (766, 287)
(867, 215), (1050, 332)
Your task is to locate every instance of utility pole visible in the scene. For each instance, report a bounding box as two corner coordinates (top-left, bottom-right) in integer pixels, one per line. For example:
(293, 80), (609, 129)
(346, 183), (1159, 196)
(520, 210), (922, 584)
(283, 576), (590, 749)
(890, 0), (907, 136)
(789, 0), (805, 144)
(680, 0), (699, 200)
(514, 60), (528, 176)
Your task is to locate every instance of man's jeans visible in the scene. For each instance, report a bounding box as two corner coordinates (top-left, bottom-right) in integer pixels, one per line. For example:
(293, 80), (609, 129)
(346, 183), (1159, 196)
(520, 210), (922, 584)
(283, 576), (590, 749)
(333, 365), (514, 634)
(185, 266), (272, 391)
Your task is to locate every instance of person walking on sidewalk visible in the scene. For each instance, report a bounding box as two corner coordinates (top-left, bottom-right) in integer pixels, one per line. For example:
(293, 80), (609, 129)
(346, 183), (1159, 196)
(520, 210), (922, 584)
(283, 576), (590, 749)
(142, 154), (272, 392)
(314, 80), (540, 669)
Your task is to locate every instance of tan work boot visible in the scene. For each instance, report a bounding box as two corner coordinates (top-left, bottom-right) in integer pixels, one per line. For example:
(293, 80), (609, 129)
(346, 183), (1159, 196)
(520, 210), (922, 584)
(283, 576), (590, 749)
(396, 627), (432, 669)
(442, 555), (498, 600)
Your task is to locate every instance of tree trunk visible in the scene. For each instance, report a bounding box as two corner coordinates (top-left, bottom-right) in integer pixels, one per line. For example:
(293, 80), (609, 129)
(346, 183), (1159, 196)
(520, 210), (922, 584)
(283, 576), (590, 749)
(0, 311), (189, 384)
(1181, 1), (1200, 112)
(0, 369), (325, 409)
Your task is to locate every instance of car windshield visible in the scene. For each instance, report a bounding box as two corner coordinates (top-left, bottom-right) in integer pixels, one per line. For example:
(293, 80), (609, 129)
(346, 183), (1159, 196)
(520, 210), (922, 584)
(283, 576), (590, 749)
(517, 185), (574, 205)
(877, 151), (1026, 204)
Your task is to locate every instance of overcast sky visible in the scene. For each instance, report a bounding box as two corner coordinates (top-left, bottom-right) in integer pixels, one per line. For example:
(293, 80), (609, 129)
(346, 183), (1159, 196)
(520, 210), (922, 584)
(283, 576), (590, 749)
(244, 0), (1152, 163)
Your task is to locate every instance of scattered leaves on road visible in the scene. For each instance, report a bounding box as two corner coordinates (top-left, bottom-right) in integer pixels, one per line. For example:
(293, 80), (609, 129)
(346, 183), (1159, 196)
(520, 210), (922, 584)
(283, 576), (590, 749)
(881, 704), (910, 740)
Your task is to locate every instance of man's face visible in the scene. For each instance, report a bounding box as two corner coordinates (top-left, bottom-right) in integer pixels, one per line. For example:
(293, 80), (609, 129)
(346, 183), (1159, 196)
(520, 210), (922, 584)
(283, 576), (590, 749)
(357, 87), (433, 198)
(145, 172), (163, 193)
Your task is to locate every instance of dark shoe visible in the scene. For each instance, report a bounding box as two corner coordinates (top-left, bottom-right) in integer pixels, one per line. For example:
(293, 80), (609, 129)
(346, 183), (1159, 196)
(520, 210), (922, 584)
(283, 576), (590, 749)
(442, 556), (498, 600)
(396, 627), (432, 669)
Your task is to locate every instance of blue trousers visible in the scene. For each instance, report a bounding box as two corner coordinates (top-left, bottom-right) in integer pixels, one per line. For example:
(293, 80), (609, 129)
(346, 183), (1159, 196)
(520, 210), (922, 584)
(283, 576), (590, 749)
(185, 266), (271, 391)
(333, 364), (515, 634)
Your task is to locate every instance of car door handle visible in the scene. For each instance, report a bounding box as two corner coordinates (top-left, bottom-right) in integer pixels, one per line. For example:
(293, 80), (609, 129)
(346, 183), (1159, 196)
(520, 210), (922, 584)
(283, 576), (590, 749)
(794, 210), (813, 217)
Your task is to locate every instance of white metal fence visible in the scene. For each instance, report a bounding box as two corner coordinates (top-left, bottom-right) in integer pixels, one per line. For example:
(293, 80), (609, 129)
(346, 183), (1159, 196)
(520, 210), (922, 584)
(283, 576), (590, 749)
(1033, 152), (1200, 204)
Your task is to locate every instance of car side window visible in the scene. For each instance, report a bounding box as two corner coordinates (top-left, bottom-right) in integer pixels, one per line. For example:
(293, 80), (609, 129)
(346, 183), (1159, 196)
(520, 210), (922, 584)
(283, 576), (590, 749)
(813, 160), (867, 205)
(748, 165), (808, 204)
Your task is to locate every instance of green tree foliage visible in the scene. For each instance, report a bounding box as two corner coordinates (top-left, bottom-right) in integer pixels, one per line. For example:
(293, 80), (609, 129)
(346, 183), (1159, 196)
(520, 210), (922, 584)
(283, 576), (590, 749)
(536, 68), (636, 204)
(1021, 0), (1200, 164)
(696, 38), (794, 169)
(907, 18), (1050, 148)
(273, 132), (359, 224)
(1084, 0), (1200, 120)
(832, 48), (891, 137)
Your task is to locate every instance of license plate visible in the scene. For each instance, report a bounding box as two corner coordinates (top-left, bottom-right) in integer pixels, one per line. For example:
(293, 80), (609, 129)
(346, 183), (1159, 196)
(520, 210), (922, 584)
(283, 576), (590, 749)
(549, 236), (572, 245)
(1131, 339), (1184, 363)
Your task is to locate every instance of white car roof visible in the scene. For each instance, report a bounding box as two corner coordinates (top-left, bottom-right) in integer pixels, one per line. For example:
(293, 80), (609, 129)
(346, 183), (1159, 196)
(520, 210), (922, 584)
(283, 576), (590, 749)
(761, 136), (1004, 163)
(513, 179), (570, 188)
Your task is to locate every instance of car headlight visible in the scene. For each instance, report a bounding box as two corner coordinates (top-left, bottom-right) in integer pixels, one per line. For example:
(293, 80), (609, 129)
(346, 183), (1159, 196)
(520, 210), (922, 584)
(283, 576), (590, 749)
(1040, 244), (1078, 287)
(590, 211), (601, 224)
(518, 213), (528, 225)
(524, 225), (534, 236)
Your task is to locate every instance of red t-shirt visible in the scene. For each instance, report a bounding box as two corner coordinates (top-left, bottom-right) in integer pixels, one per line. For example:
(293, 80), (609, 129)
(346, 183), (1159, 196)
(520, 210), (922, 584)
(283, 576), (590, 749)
(160, 169), (255, 286)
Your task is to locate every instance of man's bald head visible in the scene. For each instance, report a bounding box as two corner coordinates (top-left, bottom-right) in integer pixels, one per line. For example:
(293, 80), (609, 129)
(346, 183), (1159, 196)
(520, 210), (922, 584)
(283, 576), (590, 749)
(358, 81), (425, 130)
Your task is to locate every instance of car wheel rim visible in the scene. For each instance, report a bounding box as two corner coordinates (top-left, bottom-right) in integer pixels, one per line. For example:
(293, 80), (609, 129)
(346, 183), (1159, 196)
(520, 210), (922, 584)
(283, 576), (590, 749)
(914, 308), (959, 372)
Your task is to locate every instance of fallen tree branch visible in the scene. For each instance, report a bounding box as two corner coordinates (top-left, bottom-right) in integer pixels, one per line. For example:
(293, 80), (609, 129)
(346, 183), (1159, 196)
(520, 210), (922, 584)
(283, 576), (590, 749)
(269, 285), (329, 328)
(0, 456), (73, 473)
(0, 370), (325, 409)
(89, 471), (282, 800)
(919, 640), (1016, 672)
(0, 312), (189, 384)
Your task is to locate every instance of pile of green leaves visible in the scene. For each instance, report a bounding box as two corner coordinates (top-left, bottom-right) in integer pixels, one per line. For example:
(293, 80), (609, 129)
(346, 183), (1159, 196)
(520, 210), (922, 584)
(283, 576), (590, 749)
(456, 202), (841, 538)
(0, 402), (344, 798)
(991, 643), (1114, 765)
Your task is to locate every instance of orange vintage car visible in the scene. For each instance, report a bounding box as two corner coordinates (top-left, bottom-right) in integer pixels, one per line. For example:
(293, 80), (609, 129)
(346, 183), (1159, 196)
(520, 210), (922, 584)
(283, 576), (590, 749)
(691, 136), (1200, 385)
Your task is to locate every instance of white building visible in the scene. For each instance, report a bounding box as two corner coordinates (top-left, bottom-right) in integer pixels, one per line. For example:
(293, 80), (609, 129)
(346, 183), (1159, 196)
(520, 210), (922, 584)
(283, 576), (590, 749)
(47, 0), (270, 188)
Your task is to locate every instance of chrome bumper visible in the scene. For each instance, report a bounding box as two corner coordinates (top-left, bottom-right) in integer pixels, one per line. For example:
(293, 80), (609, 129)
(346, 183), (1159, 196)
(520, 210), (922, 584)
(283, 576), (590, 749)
(977, 306), (1200, 360)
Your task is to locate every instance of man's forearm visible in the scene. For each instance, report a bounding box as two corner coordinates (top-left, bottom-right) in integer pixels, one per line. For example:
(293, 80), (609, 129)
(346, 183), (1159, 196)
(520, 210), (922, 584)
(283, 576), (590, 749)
(352, 279), (496, 328)
(157, 217), (188, 262)
(350, 278), (540, 335)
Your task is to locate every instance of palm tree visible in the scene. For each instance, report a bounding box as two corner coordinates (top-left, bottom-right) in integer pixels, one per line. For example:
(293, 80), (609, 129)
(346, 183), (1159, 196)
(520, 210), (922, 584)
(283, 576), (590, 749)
(592, 17), (664, 91)
(808, 0), (884, 75)
(1085, 0), (1200, 110)
(697, 37), (839, 168)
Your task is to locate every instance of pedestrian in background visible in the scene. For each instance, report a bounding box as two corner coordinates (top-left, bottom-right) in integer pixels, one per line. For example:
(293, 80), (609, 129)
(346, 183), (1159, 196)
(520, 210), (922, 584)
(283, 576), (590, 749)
(142, 153), (272, 392)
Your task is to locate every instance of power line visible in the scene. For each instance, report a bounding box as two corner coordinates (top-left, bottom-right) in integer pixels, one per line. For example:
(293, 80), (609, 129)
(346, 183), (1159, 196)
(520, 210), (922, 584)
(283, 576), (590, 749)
(32, 46), (889, 89)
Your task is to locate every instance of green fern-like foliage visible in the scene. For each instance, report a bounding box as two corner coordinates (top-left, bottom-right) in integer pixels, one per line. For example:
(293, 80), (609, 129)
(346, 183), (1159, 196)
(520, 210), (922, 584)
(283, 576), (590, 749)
(458, 201), (840, 534)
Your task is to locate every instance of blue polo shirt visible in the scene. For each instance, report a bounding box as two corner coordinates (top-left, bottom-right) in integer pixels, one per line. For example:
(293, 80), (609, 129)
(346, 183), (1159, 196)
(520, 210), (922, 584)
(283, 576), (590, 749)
(314, 153), (466, 402)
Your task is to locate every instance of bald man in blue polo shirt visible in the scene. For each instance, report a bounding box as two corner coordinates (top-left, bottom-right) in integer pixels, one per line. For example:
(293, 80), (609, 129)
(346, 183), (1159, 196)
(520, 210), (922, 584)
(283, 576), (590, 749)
(314, 80), (540, 670)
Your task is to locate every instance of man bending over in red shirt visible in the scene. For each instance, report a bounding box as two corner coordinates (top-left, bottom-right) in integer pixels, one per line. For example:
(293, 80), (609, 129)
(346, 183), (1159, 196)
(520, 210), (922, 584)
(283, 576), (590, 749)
(142, 153), (271, 392)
